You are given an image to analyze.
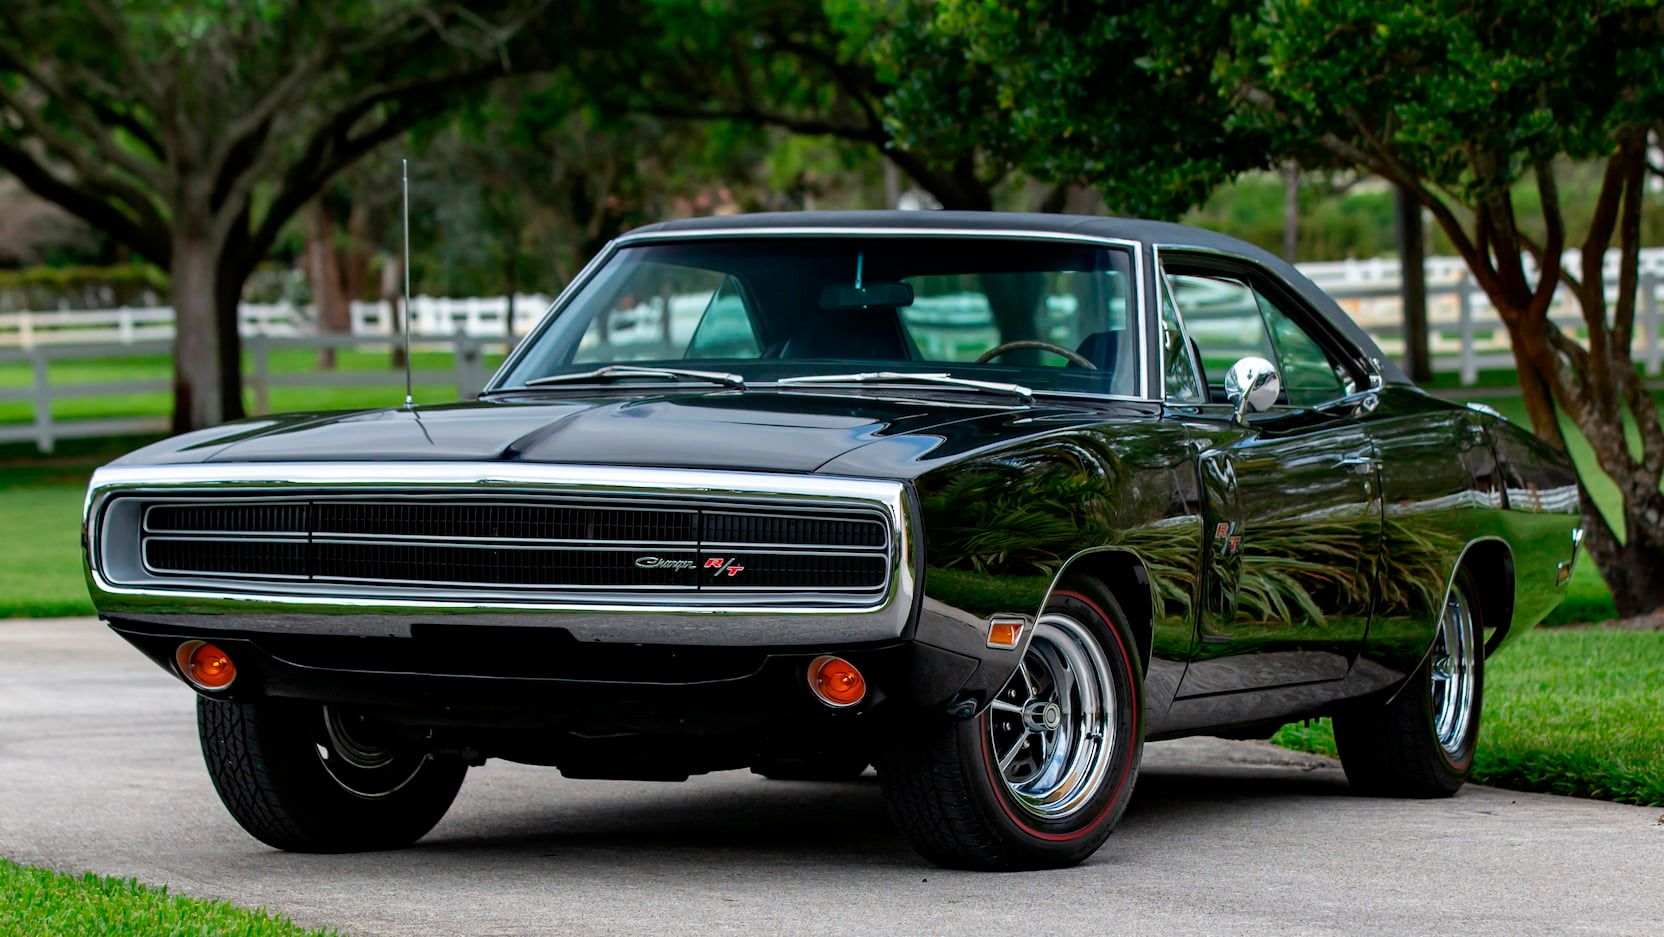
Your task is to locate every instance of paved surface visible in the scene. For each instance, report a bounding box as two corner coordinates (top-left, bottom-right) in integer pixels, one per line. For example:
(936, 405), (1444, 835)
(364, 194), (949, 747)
(3, 618), (1661, 937)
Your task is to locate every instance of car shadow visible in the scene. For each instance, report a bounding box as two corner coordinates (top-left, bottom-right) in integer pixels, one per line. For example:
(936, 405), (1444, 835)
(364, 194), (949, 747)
(404, 756), (1356, 872)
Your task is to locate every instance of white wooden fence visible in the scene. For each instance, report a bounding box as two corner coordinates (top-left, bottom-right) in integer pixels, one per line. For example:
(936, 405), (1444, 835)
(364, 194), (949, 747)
(5, 252), (1664, 453)
(0, 333), (506, 453)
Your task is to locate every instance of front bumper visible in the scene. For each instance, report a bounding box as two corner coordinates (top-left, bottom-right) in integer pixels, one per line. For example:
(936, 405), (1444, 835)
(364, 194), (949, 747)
(107, 617), (994, 732)
(89, 463), (1034, 725)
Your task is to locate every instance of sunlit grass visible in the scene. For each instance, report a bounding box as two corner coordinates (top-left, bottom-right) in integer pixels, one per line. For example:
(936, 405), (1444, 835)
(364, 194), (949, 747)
(0, 858), (337, 937)
(1272, 628), (1664, 806)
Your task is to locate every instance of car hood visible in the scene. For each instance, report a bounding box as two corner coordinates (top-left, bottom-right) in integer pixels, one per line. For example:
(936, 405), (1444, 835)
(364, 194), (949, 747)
(116, 389), (1148, 480)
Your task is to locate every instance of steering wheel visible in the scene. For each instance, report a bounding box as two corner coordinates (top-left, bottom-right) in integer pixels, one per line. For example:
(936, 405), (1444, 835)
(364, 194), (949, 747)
(976, 340), (1097, 369)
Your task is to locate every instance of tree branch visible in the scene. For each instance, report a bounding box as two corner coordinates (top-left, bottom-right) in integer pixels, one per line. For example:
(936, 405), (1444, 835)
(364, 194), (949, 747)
(0, 136), (167, 265)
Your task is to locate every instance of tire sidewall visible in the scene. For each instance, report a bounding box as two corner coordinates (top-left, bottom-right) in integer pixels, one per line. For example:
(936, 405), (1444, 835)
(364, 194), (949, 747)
(954, 582), (1143, 865)
(199, 697), (465, 852)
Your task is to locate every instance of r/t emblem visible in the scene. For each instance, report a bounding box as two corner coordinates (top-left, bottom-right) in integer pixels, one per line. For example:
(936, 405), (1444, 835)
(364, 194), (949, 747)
(704, 557), (746, 578)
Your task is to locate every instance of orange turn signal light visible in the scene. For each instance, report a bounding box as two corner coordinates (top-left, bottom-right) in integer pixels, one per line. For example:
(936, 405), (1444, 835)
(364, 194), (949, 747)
(176, 641), (237, 691)
(986, 615), (1026, 650)
(808, 655), (866, 708)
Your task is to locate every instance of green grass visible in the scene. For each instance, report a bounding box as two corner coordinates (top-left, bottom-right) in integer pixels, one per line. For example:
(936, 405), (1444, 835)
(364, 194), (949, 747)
(0, 348), (502, 425)
(1273, 628), (1664, 806)
(0, 463), (97, 618)
(0, 857), (337, 937)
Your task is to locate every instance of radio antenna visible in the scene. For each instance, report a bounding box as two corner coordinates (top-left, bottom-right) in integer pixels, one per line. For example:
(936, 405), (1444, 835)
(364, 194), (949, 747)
(401, 158), (415, 410)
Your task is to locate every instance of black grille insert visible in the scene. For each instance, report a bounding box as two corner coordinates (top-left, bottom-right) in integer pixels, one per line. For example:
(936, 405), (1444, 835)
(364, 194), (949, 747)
(134, 494), (891, 597)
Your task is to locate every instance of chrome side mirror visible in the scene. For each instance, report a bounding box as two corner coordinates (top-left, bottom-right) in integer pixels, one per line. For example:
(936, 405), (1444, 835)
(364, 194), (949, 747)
(1225, 356), (1281, 423)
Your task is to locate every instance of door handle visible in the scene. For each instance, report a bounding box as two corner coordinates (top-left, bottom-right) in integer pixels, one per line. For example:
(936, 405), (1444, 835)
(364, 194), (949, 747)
(1335, 455), (1377, 474)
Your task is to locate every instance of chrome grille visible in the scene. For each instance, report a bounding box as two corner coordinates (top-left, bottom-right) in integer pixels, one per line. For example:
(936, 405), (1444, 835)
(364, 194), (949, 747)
(128, 493), (892, 600)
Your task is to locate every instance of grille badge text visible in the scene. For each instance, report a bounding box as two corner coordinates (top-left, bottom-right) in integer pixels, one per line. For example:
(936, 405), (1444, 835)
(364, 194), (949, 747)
(633, 556), (696, 571)
(633, 556), (747, 577)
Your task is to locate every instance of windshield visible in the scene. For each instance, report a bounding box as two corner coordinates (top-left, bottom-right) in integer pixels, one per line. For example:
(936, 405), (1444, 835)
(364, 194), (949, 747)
(497, 236), (1142, 397)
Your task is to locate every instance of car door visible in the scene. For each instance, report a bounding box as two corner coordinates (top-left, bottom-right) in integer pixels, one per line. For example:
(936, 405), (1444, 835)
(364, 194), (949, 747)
(1160, 258), (1382, 700)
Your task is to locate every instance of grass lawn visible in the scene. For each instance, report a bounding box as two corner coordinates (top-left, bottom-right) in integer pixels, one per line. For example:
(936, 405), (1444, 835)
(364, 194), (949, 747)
(0, 463), (97, 618)
(0, 858), (335, 937)
(0, 347), (501, 425)
(1273, 628), (1664, 807)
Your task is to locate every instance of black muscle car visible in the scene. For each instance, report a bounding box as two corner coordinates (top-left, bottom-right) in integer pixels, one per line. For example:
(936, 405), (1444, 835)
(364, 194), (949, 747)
(83, 212), (1581, 870)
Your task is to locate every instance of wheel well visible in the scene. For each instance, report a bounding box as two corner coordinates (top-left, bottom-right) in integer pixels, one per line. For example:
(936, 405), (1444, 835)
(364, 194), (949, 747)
(1052, 551), (1155, 674)
(1460, 539), (1515, 656)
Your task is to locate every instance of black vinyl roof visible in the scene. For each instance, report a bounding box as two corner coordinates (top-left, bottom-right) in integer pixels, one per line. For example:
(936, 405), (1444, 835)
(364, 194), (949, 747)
(624, 210), (1406, 384)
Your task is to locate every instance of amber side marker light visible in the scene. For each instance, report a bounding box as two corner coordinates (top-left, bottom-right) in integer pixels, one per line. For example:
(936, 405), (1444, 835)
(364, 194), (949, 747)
(808, 655), (866, 708)
(175, 640), (237, 691)
(986, 615), (1026, 650)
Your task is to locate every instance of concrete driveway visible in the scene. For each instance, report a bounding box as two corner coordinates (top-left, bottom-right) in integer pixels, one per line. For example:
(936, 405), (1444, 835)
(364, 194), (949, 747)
(2, 617), (1660, 937)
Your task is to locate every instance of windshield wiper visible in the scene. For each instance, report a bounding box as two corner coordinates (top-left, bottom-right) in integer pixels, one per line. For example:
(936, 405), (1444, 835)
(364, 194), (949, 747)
(507, 365), (746, 391)
(776, 371), (1033, 403)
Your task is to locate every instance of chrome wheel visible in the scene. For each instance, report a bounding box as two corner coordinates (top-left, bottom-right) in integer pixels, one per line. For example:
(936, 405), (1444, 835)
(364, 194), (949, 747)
(1429, 584), (1478, 755)
(987, 612), (1117, 820)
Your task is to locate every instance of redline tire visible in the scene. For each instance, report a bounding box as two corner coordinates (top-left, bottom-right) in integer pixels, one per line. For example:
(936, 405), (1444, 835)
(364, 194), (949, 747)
(879, 578), (1143, 870)
(1334, 568), (1485, 798)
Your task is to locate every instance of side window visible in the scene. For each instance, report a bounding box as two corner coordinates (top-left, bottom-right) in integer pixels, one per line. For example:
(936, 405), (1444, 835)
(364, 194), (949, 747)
(1254, 292), (1347, 406)
(1168, 269), (1352, 408)
(686, 276), (761, 359)
(1159, 276), (1205, 402)
(1166, 273), (1277, 399)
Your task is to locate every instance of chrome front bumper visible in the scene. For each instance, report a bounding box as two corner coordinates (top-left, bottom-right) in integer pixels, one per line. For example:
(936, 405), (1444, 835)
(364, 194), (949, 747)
(84, 462), (917, 646)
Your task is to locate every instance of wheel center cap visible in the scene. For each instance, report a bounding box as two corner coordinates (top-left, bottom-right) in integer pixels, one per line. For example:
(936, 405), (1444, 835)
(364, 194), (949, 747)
(1024, 700), (1063, 732)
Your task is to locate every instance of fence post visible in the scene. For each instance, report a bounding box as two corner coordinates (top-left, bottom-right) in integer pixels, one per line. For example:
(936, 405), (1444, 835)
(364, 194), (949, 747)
(30, 347), (53, 454)
(454, 335), (484, 398)
(250, 335), (270, 414)
(1641, 271), (1662, 377)
(1456, 276), (1478, 385)
(19, 310), (33, 350)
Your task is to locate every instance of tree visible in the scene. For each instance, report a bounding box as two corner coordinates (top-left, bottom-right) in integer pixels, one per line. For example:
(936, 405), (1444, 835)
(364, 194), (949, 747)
(921, 0), (1664, 616)
(582, 0), (1047, 212)
(0, 1), (558, 430)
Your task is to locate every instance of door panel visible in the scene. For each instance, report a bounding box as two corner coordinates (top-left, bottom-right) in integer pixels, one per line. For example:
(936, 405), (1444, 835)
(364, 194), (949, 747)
(1159, 264), (1382, 701)
(1176, 407), (1380, 697)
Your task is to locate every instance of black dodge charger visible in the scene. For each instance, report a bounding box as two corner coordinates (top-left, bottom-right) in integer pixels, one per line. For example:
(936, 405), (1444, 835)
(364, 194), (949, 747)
(83, 211), (1580, 870)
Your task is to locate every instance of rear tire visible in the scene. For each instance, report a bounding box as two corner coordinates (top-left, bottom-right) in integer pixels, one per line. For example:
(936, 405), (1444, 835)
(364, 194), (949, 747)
(198, 698), (466, 852)
(878, 578), (1143, 870)
(1334, 568), (1484, 797)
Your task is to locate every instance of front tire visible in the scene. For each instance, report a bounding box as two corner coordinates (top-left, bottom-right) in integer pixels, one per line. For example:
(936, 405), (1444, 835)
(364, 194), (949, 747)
(198, 698), (467, 852)
(1334, 568), (1484, 797)
(879, 579), (1143, 870)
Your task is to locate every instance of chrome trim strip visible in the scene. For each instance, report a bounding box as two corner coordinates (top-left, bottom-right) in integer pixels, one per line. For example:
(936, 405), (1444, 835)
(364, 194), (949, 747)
(138, 496), (886, 551)
(487, 225), (1155, 403)
(86, 463), (916, 646)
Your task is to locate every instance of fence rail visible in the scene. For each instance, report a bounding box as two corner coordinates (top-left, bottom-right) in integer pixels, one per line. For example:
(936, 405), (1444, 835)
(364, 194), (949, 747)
(5, 255), (1664, 454)
(0, 334), (507, 453)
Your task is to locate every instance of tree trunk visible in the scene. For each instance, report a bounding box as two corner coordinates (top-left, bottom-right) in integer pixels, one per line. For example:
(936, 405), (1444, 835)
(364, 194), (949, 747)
(1394, 184), (1431, 383)
(1281, 161), (1300, 262)
(1579, 488), (1664, 617)
(170, 231), (226, 433)
(1493, 289), (1664, 618)
(305, 204), (348, 369)
(215, 261), (246, 424)
(383, 257), (407, 370)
